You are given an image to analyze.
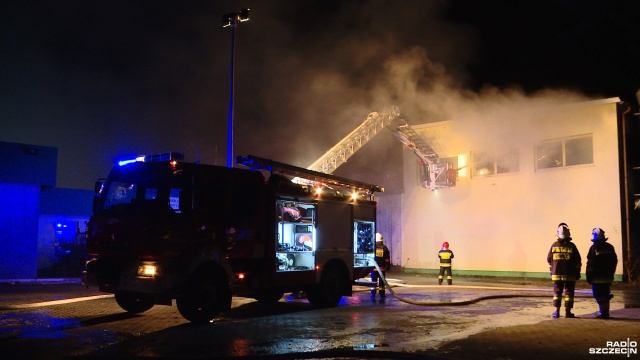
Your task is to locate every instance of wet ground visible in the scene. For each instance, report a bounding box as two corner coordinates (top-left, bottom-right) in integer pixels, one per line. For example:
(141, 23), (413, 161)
(0, 271), (638, 359)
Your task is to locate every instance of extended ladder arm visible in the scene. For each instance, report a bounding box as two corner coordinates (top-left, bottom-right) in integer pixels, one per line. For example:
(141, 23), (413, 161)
(389, 118), (439, 166)
(307, 106), (400, 174)
(303, 106), (453, 191)
(387, 118), (452, 190)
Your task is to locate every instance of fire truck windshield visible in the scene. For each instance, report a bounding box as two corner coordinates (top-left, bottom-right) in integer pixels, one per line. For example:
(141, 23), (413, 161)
(99, 179), (180, 213)
(96, 160), (187, 216)
(105, 182), (137, 206)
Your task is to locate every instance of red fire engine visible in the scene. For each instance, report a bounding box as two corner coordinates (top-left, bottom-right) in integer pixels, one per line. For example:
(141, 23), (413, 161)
(82, 153), (382, 323)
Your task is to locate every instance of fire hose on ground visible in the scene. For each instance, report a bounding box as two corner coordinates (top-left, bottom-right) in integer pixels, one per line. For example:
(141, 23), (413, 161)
(370, 262), (591, 306)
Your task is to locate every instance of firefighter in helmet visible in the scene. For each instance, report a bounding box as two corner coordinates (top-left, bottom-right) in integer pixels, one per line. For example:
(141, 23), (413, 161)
(586, 227), (618, 319)
(371, 232), (390, 303)
(547, 223), (582, 318)
(438, 242), (454, 285)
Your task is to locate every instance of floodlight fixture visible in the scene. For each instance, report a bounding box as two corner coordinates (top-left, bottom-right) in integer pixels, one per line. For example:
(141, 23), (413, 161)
(223, 8), (250, 28)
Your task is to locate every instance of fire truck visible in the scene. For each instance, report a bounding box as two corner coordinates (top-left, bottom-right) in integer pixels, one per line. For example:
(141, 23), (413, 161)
(82, 153), (382, 323)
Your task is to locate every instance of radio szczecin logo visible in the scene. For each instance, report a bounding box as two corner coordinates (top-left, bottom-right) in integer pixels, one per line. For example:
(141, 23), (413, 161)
(589, 339), (637, 356)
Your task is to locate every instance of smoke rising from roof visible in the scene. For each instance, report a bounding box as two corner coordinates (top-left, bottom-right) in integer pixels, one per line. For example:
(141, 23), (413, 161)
(0, 1), (632, 189)
(266, 36), (592, 171)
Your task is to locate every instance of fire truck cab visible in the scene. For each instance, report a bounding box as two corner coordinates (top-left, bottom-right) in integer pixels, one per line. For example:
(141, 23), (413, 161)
(82, 153), (382, 323)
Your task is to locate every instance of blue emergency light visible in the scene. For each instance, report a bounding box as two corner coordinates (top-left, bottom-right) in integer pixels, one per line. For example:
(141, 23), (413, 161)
(118, 152), (184, 166)
(117, 155), (146, 167)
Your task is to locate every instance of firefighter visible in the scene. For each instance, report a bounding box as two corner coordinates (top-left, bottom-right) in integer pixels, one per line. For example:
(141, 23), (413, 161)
(371, 232), (390, 303)
(547, 223), (582, 318)
(586, 227), (618, 319)
(438, 242), (454, 285)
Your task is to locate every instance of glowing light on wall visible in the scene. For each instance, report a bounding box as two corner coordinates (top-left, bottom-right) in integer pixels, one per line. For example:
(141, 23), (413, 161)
(457, 153), (468, 177)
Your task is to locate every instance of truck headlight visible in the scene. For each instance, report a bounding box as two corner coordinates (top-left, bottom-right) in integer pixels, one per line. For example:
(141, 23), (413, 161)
(137, 264), (158, 277)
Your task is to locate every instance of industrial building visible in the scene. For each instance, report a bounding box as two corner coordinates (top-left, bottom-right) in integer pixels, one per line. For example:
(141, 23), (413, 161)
(0, 142), (93, 280)
(392, 98), (636, 280)
(1, 97), (638, 282)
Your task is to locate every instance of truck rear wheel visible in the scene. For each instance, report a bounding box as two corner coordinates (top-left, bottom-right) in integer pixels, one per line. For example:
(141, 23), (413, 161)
(306, 264), (346, 308)
(114, 292), (154, 313)
(176, 269), (229, 324)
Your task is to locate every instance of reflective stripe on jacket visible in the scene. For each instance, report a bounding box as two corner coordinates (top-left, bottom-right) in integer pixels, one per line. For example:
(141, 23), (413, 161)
(547, 238), (581, 282)
(375, 242), (390, 271)
(438, 249), (454, 267)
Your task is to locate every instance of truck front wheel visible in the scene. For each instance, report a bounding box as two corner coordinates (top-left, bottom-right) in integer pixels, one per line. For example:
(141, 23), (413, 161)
(176, 269), (229, 324)
(114, 292), (154, 313)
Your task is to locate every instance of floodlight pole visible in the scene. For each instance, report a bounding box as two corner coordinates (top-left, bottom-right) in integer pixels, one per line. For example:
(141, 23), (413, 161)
(223, 9), (249, 168)
(226, 24), (236, 168)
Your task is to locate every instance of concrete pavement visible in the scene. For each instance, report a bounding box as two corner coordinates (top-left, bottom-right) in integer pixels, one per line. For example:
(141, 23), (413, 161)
(0, 270), (639, 359)
(388, 270), (640, 359)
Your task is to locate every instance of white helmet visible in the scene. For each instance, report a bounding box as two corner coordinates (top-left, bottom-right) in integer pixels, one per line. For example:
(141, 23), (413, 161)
(591, 227), (607, 241)
(376, 233), (383, 242)
(557, 224), (570, 239)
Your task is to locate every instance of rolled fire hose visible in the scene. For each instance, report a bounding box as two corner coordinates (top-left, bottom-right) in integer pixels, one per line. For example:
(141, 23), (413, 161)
(371, 262), (586, 306)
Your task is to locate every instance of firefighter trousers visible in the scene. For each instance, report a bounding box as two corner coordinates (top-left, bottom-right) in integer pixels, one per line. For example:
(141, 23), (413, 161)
(438, 266), (452, 284)
(553, 281), (575, 309)
(371, 270), (386, 297)
(591, 283), (613, 316)
(591, 283), (612, 303)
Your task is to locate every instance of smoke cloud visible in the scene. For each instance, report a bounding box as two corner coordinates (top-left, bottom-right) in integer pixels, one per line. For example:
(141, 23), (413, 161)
(0, 1), (628, 189)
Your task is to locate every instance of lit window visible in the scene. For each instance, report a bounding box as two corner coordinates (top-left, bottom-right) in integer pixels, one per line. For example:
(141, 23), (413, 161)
(169, 188), (181, 212)
(471, 151), (494, 177)
(471, 148), (519, 178)
(535, 134), (593, 170)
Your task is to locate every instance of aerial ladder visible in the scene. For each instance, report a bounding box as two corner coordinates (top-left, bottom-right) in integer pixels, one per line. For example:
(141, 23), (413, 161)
(307, 106), (456, 190)
(307, 106), (401, 174)
(389, 118), (457, 190)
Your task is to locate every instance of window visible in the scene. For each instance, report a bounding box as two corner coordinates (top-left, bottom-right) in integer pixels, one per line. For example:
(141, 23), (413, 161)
(471, 151), (495, 177)
(565, 136), (594, 166)
(169, 188), (181, 211)
(471, 148), (519, 177)
(104, 182), (137, 207)
(535, 135), (593, 170)
(535, 141), (562, 169)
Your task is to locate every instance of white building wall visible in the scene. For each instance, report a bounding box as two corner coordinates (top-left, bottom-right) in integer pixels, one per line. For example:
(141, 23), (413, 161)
(375, 193), (402, 267)
(400, 98), (623, 276)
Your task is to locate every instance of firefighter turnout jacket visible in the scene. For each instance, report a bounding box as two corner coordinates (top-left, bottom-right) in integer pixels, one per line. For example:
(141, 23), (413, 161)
(375, 242), (391, 272)
(547, 237), (582, 282)
(438, 249), (454, 267)
(586, 240), (618, 284)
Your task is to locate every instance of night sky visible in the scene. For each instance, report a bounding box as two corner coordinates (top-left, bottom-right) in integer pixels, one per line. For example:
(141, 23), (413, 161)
(2, 0), (639, 190)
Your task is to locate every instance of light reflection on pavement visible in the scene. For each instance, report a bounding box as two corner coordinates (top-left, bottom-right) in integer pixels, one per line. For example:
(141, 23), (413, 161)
(0, 278), (637, 359)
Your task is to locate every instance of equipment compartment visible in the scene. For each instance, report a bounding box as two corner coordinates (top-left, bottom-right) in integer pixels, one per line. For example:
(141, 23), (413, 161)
(276, 201), (316, 272)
